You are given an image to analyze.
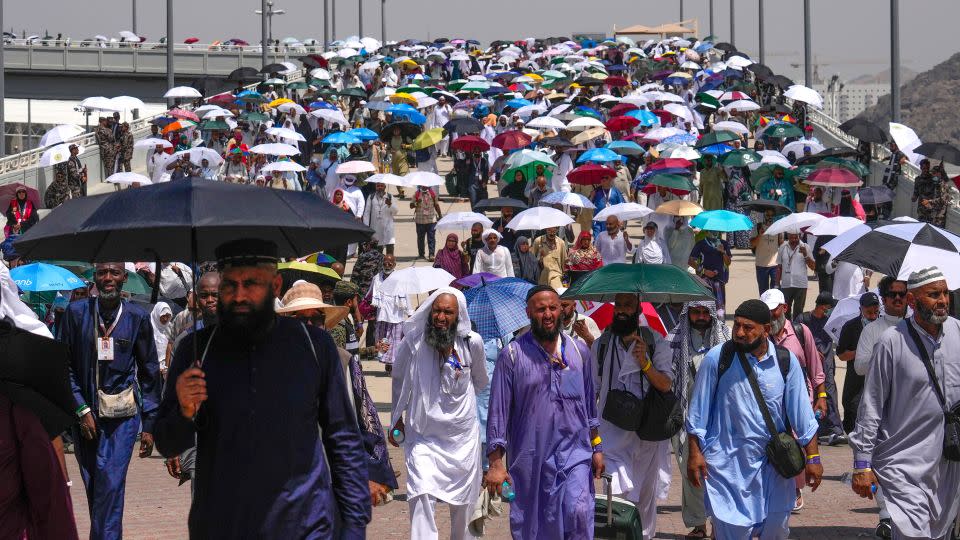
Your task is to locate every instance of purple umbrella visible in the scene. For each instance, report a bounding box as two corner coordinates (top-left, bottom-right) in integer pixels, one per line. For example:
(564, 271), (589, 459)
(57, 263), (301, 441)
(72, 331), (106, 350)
(454, 272), (502, 289)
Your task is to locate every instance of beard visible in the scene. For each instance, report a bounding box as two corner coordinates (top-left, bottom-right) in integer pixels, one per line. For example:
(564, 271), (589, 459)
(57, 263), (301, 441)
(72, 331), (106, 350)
(770, 312), (786, 335)
(425, 319), (458, 350)
(218, 294), (275, 339)
(690, 318), (712, 331)
(734, 336), (764, 353)
(531, 316), (561, 342)
(98, 287), (121, 300)
(610, 310), (640, 337)
(916, 303), (949, 325)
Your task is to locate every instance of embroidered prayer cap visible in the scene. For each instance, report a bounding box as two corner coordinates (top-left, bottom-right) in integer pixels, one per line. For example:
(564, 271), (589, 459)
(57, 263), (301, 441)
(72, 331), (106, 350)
(215, 238), (279, 268)
(907, 266), (945, 290)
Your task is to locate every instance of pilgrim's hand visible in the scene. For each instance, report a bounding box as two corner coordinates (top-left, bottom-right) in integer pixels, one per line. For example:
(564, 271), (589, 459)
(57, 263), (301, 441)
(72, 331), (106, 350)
(387, 418), (403, 447)
(852, 470), (877, 500)
(592, 451), (605, 479)
(687, 449), (708, 488)
(175, 367), (208, 419)
(805, 461), (823, 492)
(484, 462), (511, 496)
(79, 412), (97, 440)
(164, 456), (181, 479)
(369, 481), (390, 507)
(813, 397), (828, 418)
(139, 433), (154, 458)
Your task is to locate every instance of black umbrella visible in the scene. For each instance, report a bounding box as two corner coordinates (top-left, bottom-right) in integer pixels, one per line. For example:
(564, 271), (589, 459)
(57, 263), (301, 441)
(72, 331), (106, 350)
(914, 142), (960, 165)
(259, 63), (288, 74)
(0, 320), (76, 437)
(15, 178), (372, 262)
(747, 63), (774, 79)
(794, 147), (859, 166)
(474, 197), (529, 212)
(227, 67), (260, 82)
(539, 136), (575, 148)
(858, 186), (895, 206)
(443, 117), (482, 134)
(770, 75), (794, 89)
(713, 42), (737, 53)
(737, 199), (792, 215)
(838, 118), (889, 144)
(298, 56), (323, 68)
(338, 87), (368, 99)
(379, 121), (422, 140)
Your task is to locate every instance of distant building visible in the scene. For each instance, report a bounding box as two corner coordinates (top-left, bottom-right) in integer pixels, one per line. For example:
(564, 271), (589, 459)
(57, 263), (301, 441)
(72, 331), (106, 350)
(815, 82), (890, 122)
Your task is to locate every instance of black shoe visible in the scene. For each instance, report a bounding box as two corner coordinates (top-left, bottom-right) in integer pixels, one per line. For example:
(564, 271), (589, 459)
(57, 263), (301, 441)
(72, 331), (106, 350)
(875, 518), (892, 539)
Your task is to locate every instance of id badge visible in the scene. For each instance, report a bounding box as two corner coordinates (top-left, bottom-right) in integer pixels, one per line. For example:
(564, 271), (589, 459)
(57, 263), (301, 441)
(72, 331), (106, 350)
(97, 337), (115, 361)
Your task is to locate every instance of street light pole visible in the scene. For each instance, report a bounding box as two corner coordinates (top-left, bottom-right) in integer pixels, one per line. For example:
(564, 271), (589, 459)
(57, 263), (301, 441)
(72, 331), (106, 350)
(261, 0), (268, 68)
(709, 0), (714, 38)
(891, 0), (900, 122)
(679, 0), (683, 23)
(166, 0), (173, 103)
(332, 0), (336, 42)
(730, 0), (735, 46)
(359, 0), (363, 37)
(323, 0), (329, 51)
(758, 0), (765, 65)
(803, 0), (812, 87)
(0, 0), (5, 156)
(132, 0), (137, 35)
(381, 0), (386, 42)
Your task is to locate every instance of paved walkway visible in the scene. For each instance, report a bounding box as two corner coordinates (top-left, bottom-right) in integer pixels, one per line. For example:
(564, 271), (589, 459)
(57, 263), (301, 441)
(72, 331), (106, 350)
(67, 157), (881, 538)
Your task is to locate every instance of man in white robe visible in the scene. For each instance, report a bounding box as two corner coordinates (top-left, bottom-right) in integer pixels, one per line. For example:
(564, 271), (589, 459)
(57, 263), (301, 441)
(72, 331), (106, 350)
(390, 288), (488, 540)
(363, 182), (399, 254)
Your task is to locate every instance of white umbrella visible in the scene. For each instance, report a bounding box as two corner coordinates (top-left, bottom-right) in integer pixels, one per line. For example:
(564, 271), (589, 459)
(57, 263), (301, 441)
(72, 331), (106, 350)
(175, 147), (224, 167)
(106, 172), (151, 185)
(109, 96), (145, 111)
(539, 191), (595, 209)
(824, 293), (868, 344)
(436, 212), (493, 230)
(367, 173), (408, 187)
(404, 171), (444, 187)
(785, 85), (823, 109)
(262, 161), (307, 173)
(163, 86), (203, 99)
(720, 99), (760, 112)
(276, 102), (307, 115)
(889, 122), (923, 161)
(380, 266), (456, 296)
(726, 55), (753, 68)
(646, 127), (685, 141)
(118, 31), (140, 42)
(593, 203), (654, 222)
(266, 127), (307, 142)
(250, 143), (301, 156)
(749, 151), (792, 170)
(310, 68), (331, 80)
(506, 207), (574, 231)
(565, 117), (606, 131)
(663, 103), (693, 122)
(416, 96), (439, 109)
(39, 125), (85, 147)
(135, 138), (173, 149)
(712, 120), (749, 135)
(526, 116), (566, 131)
(515, 104), (548, 119)
(782, 140), (825, 156)
(620, 95), (650, 107)
(337, 48), (360, 58)
(39, 144), (83, 167)
(805, 216), (864, 237)
(203, 109), (234, 119)
(764, 212), (825, 236)
(660, 146), (702, 160)
(80, 96), (119, 112)
(337, 161), (376, 174)
(310, 109), (349, 127)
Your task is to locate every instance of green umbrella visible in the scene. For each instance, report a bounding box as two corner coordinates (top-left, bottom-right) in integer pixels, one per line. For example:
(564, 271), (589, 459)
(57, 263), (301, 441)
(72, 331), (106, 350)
(286, 81), (309, 90)
(794, 164), (817, 179)
(818, 157), (869, 178)
(446, 79), (468, 91)
(81, 269), (152, 296)
(762, 122), (804, 139)
(541, 69), (566, 80)
(308, 78), (332, 88)
(338, 87), (367, 98)
(561, 263), (715, 303)
(396, 85), (423, 94)
(750, 164), (797, 189)
(695, 93), (722, 110)
(241, 111), (269, 123)
(696, 130), (740, 148)
(720, 148), (761, 167)
(200, 120), (230, 131)
(37, 260), (92, 276)
(647, 173), (696, 192)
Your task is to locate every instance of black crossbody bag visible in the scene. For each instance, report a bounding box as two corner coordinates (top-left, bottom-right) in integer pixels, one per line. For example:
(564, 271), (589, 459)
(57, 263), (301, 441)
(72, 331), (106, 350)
(736, 349), (806, 478)
(905, 322), (960, 462)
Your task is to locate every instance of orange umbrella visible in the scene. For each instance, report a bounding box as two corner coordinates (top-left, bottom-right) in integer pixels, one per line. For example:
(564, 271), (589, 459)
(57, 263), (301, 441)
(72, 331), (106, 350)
(161, 120), (197, 134)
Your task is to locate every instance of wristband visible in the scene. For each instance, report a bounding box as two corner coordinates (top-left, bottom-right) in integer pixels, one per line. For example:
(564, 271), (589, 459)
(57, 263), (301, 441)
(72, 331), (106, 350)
(76, 405), (90, 418)
(805, 453), (820, 459)
(854, 460), (871, 470)
(641, 359), (652, 372)
(591, 435), (602, 447)
(853, 468), (872, 474)
(817, 392), (828, 398)
(806, 456), (821, 465)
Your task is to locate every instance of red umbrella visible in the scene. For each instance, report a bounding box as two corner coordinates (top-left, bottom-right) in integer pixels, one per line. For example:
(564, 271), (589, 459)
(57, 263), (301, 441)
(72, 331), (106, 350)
(650, 109), (673, 125)
(0, 183), (40, 209)
(508, 83), (526, 92)
(805, 166), (862, 188)
(609, 103), (639, 117)
(184, 37), (199, 44)
(605, 116), (640, 132)
(492, 130), (532, 151)
(649, 158), (694, 170)
(168, 108), (200, 122)
(208, 93), (237, 106)
(604, 76), (629, 88)
(567, 163), (616, 185)
(451, 135), (490, 153)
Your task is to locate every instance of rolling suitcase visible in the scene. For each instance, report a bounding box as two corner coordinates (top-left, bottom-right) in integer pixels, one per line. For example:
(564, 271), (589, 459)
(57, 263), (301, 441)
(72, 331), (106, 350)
(594, 473), (643, 540)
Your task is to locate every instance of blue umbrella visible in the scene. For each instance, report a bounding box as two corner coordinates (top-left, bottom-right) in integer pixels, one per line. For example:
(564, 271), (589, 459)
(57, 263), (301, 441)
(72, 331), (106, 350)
(664, 77), (692, 86)
(698, 143), (735, 156)
(309, 101), (338, 110)
(662, 133), (698, 146)
(386, 104), (427, 125)
(577, 147), (623, 164)
(605, 140), (644, 156)
(482, 86), (510, 97)
(463, 277), (534, 340)
(690, 210), (754, 232)
(347, 128), (379, 141)
(10, 262), (84, 292)
(625, 109), (660, 127)
(505, 98), (533, 109)
(323, 132), (361, 144)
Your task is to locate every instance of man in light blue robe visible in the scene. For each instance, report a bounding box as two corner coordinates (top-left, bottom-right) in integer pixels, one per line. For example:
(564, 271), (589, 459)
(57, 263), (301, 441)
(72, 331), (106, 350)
(686, 299), (821, 539)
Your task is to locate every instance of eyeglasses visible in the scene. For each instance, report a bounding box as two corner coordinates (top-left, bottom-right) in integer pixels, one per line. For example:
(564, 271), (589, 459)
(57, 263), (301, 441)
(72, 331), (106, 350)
(293, 313), (326, 327)
(883, 291), (907, 299)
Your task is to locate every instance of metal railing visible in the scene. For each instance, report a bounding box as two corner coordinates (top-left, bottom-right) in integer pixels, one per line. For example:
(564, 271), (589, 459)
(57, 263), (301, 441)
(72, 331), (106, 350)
(3, 39), (322, 54)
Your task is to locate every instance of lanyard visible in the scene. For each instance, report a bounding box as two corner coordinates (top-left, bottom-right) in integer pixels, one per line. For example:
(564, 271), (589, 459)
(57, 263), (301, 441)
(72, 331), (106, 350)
(541, 336), (566, 369)
(96, 300), (123, 339)
(445, 349), (463, 371)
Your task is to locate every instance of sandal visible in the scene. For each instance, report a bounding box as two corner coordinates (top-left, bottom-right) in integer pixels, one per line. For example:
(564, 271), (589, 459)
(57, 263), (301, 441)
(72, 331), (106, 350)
(685, 526), (709, 539)
(793, 492), (804, 513)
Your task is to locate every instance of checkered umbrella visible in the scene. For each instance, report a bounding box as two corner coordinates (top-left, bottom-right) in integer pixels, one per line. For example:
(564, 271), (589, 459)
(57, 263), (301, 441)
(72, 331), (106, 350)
(463, 277), (535, 340)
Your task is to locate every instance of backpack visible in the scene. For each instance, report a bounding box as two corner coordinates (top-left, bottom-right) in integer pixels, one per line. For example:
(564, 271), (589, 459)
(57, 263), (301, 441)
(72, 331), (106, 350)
(717, 340), (792, 386)
(596, 327), (656, 374)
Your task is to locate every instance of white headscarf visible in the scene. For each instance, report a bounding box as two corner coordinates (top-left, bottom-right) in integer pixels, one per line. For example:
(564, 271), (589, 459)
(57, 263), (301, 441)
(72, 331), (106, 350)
(402, 286), (472, 339)
(0, 264), (52, 338)
(150, 302), (173, 369)
(481, 228), (502, 241)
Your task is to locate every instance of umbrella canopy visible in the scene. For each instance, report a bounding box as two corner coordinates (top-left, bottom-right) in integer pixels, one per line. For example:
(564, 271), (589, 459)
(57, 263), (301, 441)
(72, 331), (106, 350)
(784, 85), (823, 108)
(442, 117), (483, 134)
(576, 148), (622, 164)
(336, 161), (376, 174)
(380, 121), (422, 140)
(719, 148), (761, 167)
(379, 266), (456, 296)
(39, 125), (85, 148)
(404, 171), (444, 187)
(567, 163), (616, 185)
(365, 173), (408, 187)
(805, 166), (862, 188)
(323, 132), (362, 145)
(561, 263), (714, 303)
(411, 128), (446, 150)
(436, 212), (493, 230)
(163, 86), (203, 99)
(539, 191), (595, 209)
(655, 199), (703, 217)
(250, 143), (301, 156)
(450, 135), (490, 152)
(760, 122), (804, 139)
(696, 130), (741, 148)
(10, 263), (85, 292)
(805, 216), (864, 237)
(646, 173), (695, 192)
(737, 199), (792, 215)
(506, 207), (573, 231)
(858, 186), (896, 206)
(346, 128), (380, 141)
(39, 144), (84, 167)
(262, 161), (307, 173)
(454, 273), (503, 289)
(838, 118), (889, 144)
(763, 212), (825, 236)
(689, 209), (754, 232)
(473, 197), (528, 212)
(593, 203), (653, 222)
(14, 178), (372, 262)
(605, 141), (644, 156)
(105, 172), (152, 186)
(0, 184), (41, 210)
(914, 142), (960, 165)
(464, 277), (535, 340)
(492, 130), (532, 150)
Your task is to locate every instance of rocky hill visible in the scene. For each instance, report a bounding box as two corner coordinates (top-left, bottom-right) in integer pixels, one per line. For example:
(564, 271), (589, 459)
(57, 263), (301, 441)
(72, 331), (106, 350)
(858, 51), (960, 146)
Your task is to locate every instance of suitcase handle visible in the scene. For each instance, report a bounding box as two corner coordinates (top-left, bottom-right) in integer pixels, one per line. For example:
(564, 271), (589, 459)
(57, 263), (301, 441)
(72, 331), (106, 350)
(600, 473), (613, 526)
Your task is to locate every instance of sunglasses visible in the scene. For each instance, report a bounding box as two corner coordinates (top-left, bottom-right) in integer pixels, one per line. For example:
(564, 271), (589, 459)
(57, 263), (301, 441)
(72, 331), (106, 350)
(883, 291), (907, 299)
(293, 313), (327, 327)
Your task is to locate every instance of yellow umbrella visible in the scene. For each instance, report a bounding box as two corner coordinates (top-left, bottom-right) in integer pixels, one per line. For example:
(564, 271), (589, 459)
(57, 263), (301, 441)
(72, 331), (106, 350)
(667, 72), (693, 80)
(569, 126), (608, 145)
(389, 92), (418, 106)
(655, 199), (704, 217)
(411, 128), (446, 151)
(277, 261), (340, 280)
(268, 97), (295, 108)
(526, 73), (544, 82)
(398, 58), (419, 69)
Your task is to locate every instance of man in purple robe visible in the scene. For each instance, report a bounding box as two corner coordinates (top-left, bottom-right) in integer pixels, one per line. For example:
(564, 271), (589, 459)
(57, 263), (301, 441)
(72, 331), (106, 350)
(485, 285), (605, 539)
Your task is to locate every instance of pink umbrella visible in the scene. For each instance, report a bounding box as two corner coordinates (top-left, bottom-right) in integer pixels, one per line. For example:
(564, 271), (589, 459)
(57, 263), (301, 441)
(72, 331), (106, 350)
(805, 166), (862, 188)
(168, 108), (200, 122)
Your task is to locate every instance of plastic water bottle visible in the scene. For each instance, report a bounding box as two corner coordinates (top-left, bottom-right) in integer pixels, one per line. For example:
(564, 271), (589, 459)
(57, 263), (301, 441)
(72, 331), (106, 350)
(840, 472), (877, 493)
(391, 428), (405, 444)
(501, 481), (516, 502)
(815, 410), (823, 420)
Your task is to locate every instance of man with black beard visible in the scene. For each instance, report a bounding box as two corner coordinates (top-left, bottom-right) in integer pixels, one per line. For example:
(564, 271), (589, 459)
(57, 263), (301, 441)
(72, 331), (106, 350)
(390, 287), (487, 540)
(154, 238), (370, 539)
